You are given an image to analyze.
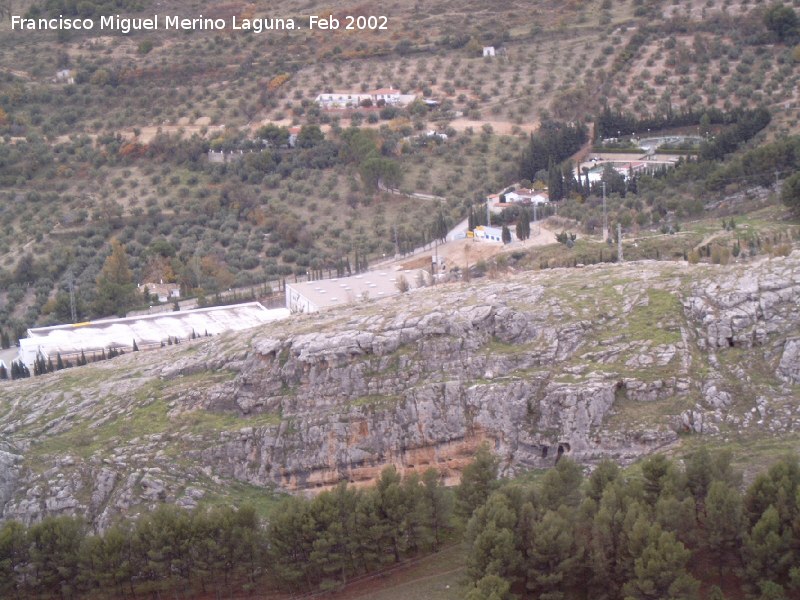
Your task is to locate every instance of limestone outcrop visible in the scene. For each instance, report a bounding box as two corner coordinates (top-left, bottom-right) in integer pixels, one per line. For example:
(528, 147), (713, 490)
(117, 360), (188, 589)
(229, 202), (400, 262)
(0, 252), (798, 528)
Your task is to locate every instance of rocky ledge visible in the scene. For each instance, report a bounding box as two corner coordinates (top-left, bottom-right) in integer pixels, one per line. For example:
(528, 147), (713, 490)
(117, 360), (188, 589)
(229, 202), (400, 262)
(1, 252), (798, 528)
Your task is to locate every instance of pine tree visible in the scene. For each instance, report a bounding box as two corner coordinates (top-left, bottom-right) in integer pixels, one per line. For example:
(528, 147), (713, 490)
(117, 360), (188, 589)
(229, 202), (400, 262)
(456, 442), (500, 520)
(466, 574), (513, 600)
(704, 481), (743, 580)
(374, 465), (410, 563)
(420, 468), (452, 550)
(525, 508), (584, 599)
(268, 496), (317, 591)
(622, 525), (700, 600)
(0, 520), (29, 598)
(743, 505), (794, 588)
(93, 239), (138, 317)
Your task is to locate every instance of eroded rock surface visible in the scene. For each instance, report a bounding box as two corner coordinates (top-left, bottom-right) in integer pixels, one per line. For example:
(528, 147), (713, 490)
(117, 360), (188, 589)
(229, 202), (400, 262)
(0, 252), (798, 528)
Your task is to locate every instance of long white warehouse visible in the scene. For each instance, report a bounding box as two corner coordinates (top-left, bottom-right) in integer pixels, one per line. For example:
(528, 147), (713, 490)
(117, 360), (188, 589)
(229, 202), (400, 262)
(18, 302), (289, 367)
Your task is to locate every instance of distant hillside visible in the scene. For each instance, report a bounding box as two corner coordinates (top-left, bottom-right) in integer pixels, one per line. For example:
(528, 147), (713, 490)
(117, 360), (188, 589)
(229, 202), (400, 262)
(2, 0), (800, 339)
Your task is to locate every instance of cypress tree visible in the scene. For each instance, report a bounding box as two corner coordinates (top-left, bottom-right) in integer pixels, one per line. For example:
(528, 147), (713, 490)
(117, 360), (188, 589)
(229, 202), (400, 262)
(56, 353), (64, 370)
(548, 161), (564, 201)
(132, 339), (139, 352)
(501, 225), (512, 244)
(0, 364), (7, 380)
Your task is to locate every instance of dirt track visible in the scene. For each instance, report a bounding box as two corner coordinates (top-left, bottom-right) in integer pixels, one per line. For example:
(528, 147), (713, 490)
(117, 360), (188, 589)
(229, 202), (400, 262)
(399, 220), (559, 271)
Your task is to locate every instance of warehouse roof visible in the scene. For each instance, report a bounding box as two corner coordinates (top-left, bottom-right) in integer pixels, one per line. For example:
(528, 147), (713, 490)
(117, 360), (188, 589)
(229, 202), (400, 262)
(18, 302), (288, 366)
(287, 269), (428, 312)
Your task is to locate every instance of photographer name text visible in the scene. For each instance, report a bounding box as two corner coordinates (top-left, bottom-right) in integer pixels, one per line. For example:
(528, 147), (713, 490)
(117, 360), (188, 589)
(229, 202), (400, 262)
(11, 14), (389, 34)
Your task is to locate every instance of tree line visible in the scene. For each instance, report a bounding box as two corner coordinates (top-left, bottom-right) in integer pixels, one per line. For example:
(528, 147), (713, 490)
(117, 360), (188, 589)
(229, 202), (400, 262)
(0, 466), (453, 598)
(595, 105), (750, 140)
(2, 446), (800, 598)
(462, 446), (800, 600)
(518, 120), (589, 183)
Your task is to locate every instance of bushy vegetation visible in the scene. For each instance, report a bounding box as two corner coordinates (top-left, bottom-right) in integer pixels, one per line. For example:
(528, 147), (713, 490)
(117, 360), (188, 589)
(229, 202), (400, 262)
(3, 446), (800, 599)
(0, 466), (452, 598)
(465, 449), (800, 600)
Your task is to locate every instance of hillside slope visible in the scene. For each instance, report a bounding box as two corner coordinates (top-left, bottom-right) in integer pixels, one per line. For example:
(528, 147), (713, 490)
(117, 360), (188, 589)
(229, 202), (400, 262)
(1, 252), (799, 528)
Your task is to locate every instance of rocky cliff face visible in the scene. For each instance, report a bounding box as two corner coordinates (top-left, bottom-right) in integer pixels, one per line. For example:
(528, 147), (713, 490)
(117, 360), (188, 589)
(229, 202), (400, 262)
(1, 253), (799, 528)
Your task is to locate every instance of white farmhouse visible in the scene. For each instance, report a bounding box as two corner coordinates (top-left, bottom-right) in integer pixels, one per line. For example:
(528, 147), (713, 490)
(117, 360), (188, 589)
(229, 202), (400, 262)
(504, 189), (549, 204)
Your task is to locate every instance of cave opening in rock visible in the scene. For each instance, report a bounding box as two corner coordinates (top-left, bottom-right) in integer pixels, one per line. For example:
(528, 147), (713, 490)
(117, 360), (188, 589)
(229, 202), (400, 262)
(541, 446), (548, 459)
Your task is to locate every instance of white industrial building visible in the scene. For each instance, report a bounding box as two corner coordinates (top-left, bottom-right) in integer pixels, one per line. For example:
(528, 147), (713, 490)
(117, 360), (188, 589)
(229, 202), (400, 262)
(286, 269), (428, 313)
(18, 302), (289, 368)
(315, 88), (417, 109)
(503, 189), (549, 204)
(471, 226), (504, 243)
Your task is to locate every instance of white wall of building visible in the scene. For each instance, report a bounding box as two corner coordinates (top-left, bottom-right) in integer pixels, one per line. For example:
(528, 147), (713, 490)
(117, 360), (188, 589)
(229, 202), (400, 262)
(286, 286), (318, 313)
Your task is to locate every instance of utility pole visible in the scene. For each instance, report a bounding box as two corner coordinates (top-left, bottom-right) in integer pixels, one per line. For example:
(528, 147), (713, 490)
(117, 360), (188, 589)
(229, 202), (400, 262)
(533, 203), (539, 236)
(486, 199), (491, 228)
(617, 223), (623, 263)
(394, 225), (400, 256)
(602, 181), (608, 242)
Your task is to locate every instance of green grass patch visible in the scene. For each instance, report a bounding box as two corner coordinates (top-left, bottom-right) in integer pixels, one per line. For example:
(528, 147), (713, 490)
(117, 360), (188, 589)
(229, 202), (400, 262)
(198, 480), (288, 519)
(625, 289), (683, 345)
(350, 394), (403, 408)
(176, 409), (281, 434)
(27, 397), (171, 461)
(341, 543), (469, 600)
